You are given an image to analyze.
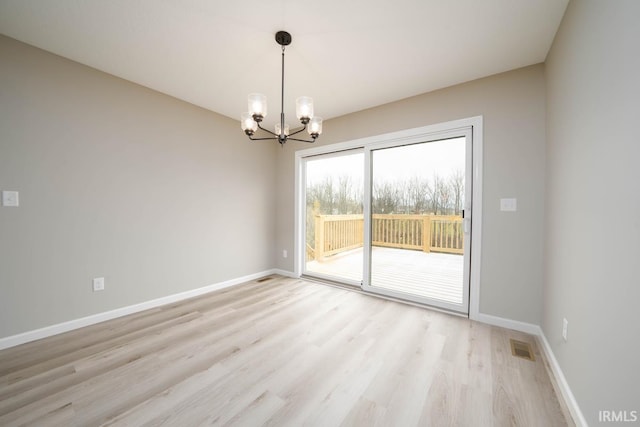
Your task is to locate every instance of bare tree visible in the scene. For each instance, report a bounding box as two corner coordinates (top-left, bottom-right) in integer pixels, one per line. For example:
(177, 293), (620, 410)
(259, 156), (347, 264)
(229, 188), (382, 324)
(336, 175), (363, 214)
(439, 178), (453, 214)
(407, 175), (429, 214)
(426, 174), (444, 215)
(336, 175), (352, 214)
(307, 174), (363, 216)
(308, 171), (461, 217)
(396, 179), (412, 214)
(373, 181), (398, 214)
(449, 169), (465, 215)
(306, 176), (333, 214)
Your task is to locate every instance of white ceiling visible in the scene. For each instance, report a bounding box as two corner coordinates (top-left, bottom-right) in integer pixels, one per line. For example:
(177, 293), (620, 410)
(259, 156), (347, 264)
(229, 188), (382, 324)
(0, 0), (568, 128)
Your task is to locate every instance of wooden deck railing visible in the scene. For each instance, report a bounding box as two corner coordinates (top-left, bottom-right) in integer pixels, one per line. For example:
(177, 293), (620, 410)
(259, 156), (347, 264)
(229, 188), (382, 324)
(314, 214), (364, 258)
(312, 214), (463, 260)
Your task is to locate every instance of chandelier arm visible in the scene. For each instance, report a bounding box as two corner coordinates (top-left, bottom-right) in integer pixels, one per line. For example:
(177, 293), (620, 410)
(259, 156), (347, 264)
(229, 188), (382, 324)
(256, 122), (279, 137)
(287, 137), (317, 143)
(247, 135), (279, 141)
(287, 124), (308, 137)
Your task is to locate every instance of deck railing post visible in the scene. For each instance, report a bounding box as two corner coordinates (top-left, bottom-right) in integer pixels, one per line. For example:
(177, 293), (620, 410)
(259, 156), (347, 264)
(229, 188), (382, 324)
(315, 215), (325, 261)
(422, 215), (431, 253)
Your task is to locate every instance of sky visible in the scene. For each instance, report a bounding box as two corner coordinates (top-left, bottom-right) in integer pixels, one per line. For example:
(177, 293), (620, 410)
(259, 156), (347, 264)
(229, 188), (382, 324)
(305, 137), (466, 186)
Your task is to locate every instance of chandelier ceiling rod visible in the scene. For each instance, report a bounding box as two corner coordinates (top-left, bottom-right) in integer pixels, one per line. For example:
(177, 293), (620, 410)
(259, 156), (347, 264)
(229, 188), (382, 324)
(240, 31), (322, 145)
(279, 37), (286, 144)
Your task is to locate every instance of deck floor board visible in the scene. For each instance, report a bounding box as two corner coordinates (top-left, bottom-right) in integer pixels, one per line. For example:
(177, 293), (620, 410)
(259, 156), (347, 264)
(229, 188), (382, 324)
(306, 246), (464, 304)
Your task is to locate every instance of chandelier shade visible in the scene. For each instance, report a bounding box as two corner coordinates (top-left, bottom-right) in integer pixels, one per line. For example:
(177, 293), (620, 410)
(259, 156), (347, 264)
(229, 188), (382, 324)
(295, 96), (313, 121)
(247, 93), (267, 119)
(240, 31), (322, 145)
(309, 116), (323, 135)
(240, 112), (257, 133)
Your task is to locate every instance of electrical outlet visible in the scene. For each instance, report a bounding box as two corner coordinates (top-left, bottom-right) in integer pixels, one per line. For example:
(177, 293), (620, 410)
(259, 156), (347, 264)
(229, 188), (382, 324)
(282, 249), (288, 258)
(562, 318), (568, 341)
(93, 277), (105, 292)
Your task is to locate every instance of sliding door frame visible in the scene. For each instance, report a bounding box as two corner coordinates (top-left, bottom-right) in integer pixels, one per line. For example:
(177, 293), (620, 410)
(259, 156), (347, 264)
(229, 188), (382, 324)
(299, 148), (365, 287)
(294, 116), (483, 319)
(362, 129), (472, 313)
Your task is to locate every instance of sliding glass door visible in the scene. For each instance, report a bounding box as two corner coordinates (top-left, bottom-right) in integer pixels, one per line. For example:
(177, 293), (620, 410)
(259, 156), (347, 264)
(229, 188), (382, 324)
(302, 150), (364, 286)
(363, 134), (472, 313)
(298, 123), (475, 314)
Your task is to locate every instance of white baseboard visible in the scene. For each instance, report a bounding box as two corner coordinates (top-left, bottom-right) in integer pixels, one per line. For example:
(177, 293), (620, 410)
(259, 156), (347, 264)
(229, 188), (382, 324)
(537, 329), (588, 427)
(474, 312), (541, 335)
(474, 312), (587, 427)
(271, 268), (298, 278)
(0, 269), (278, 351)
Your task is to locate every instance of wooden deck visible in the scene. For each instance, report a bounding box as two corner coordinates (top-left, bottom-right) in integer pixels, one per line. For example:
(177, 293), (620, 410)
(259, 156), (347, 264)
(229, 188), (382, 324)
(306, 247), (464, 304)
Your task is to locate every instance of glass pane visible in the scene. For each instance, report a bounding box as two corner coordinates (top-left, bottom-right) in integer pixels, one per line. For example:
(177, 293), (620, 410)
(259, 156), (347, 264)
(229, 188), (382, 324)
(370, 138), (466, 304)
(305, 152), (364, 283)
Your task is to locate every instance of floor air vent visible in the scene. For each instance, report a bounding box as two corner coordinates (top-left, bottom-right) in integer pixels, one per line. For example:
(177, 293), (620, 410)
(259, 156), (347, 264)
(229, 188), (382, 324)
(256, 276), (274, 283)
(510, 339), (535, 361)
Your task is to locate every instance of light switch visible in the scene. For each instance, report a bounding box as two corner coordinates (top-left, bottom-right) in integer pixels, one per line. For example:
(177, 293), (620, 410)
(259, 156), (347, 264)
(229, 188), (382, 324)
(500, 198), (517, 212)
(2, 191), (19, 207)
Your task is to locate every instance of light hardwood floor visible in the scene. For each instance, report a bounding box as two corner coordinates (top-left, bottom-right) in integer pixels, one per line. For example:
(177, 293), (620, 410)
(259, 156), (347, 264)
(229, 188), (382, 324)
(0, 276), (572, 426)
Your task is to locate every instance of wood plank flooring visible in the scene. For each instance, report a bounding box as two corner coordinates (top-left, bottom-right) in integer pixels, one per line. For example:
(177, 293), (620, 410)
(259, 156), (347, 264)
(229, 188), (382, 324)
(0, 276), (572, 426)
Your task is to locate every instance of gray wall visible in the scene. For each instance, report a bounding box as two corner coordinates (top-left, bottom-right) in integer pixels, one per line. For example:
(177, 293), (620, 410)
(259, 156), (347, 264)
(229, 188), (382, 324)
(275, 65), (547, 324)
(544, 0), (640, 423)
(0, 36), (277, 338)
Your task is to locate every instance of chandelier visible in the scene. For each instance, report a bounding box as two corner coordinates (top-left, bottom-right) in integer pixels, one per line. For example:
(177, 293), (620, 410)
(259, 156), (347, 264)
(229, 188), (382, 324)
(241, 31), (322, 145)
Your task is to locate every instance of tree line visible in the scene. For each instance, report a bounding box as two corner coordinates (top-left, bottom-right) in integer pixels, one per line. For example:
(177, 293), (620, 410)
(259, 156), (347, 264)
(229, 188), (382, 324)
(307, 170), (465, 216)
